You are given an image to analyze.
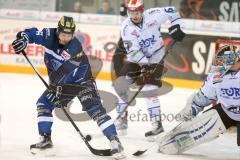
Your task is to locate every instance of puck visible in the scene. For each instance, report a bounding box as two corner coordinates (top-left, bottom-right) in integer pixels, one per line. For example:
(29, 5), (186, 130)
(85, 135), (92, 141)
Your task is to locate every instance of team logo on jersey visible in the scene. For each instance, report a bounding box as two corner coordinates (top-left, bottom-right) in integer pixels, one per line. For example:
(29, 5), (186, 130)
(220, 87), (240, 98)
(61, 50), (71, 60)
(139, 35), (156, 49)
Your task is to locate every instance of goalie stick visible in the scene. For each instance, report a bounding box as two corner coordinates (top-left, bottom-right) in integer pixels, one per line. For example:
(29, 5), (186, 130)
(116, 39), (176, 120)
(21, 51), (112, 156)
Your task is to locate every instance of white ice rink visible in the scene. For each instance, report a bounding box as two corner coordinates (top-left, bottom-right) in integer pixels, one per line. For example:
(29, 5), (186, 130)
(0, 73), (239, 160)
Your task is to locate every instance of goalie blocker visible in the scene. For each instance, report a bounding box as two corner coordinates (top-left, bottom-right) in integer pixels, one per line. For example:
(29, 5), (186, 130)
(158, 104), (240, 154)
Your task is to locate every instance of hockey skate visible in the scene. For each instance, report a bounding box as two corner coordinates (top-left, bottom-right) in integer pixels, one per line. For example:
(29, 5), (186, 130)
(145, 121), (164, 142)
(30, 134), (54, 156)
(115, 112), (128, 136)
(110, 136), (125, 159)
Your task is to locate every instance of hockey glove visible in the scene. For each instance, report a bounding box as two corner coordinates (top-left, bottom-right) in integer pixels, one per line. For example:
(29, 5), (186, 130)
(168, 24), (185, 42)
(12, 32), (29, 54)
(135, 64), (164, 86)
(135, 64), (155, 86)
(135, 71), (151, 86)
(46, 91), (72, 108)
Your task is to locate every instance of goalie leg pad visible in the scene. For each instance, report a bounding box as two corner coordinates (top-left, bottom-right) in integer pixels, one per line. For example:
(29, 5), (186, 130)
(158, 109), (226, 154)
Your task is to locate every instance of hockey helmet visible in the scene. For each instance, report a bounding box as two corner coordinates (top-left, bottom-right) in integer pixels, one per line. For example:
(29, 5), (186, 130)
(57, 16), (76, 34)
(211, 44), (240, 76)
(127, 0), (144, 11)
(127, 0), (144, 23)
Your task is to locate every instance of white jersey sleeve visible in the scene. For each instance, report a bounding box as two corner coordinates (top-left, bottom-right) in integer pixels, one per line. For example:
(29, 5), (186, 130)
(191, 73), (217, 109)
(146, 7), (182, 26)
(199, 73), (218, 101)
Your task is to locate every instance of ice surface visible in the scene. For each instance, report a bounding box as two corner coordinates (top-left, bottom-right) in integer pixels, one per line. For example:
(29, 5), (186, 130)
(0, 73), (239, 160)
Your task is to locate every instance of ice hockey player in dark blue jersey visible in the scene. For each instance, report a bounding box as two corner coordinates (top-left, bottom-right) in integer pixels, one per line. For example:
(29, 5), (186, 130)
(12, 16), (125, 159)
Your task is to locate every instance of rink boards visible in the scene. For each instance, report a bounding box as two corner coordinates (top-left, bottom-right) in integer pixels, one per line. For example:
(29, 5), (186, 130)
(0, 18), (240, 89)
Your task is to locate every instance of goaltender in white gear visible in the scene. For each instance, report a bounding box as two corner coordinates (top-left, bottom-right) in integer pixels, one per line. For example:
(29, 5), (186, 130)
(158, 44), (240, 154)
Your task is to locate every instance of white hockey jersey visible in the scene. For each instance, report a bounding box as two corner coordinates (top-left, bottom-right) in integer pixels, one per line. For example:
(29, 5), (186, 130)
(200, 71), (240, 121)
(121, 7), (182, 64)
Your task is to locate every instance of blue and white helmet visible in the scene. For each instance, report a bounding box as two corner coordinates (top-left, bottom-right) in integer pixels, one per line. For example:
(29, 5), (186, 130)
(210, 44), (240, 76)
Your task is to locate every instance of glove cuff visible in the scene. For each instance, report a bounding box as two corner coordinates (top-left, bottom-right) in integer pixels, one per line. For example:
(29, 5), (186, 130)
(17, 31), (29, 43)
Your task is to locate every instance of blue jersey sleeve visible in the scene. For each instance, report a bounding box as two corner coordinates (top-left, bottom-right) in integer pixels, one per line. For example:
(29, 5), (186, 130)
(23, 28), (52, 46)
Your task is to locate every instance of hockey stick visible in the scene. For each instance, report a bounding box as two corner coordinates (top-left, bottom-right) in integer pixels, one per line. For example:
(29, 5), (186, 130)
(116, 39), (176, 120)
(21, 51), (112, 156)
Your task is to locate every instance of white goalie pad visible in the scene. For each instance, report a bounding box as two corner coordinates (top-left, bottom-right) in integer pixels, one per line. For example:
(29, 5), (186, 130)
(157, 109), (226, 154)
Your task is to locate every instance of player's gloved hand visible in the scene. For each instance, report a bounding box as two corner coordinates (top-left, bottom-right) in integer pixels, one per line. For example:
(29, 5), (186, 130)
(135, 71), (151, 86)
(168, 24), (185, 42)
(135, 65), (153, 86)
(178, 93), (203, 121)
(46, 90), (61, 106)
(12, 32), (29, 54)
(46, 91), (71, 108)
(135, 64), (163, 86)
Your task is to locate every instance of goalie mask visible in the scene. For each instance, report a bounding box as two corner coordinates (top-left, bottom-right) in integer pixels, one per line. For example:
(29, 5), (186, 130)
(210, 44), (240, 77)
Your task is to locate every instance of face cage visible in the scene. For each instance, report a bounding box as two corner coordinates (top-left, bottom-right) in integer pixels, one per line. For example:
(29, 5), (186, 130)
(210, 51), (240, 76)
(127, 9), (143, 18)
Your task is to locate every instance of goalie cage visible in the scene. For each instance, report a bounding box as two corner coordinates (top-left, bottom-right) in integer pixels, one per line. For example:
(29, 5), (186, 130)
(215, 39), (240, 52)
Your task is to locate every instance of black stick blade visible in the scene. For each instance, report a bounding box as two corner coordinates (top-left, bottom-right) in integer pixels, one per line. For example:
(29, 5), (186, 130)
(90, 148), (112, 156)
(132, 149), (148, 156)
